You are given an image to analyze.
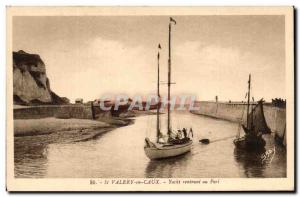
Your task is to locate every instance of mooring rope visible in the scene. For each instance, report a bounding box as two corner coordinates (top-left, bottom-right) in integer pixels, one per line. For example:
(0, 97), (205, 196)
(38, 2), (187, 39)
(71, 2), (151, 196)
(208, 135), (236, 143)
(191, 135), (236, 155)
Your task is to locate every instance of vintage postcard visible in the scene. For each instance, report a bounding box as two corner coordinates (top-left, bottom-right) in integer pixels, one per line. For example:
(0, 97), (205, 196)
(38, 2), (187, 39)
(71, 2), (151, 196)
(6, 6), (294, 191)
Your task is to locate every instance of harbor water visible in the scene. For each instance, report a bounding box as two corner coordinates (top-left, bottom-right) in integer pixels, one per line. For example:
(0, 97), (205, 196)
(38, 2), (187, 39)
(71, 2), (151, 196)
(14, 111), (286, 178)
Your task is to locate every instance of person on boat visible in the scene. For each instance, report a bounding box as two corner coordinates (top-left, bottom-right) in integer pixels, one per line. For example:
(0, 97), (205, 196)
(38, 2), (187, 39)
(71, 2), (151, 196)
(189, 128), (194, 138)
(182, 128), (187, 138)
(176, 130), (183, 139)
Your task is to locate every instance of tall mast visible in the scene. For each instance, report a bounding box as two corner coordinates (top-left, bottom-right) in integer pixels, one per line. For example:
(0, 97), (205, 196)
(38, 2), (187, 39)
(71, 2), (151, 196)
(167, 22), (171, 135)
(156, 44), (161, 143)
(251, 96), (254, 129)
(167, 18), (176, 136)
(246, 74), (251, 129)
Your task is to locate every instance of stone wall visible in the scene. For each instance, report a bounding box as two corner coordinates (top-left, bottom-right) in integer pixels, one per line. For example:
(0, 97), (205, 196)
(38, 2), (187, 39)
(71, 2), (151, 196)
(191, 101), (286, 145)
(14, 105), (94, 119)
(54, 105), (93, 119)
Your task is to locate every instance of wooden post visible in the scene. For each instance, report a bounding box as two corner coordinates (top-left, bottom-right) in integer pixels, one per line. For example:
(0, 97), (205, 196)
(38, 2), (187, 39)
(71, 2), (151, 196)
(91, 101), (95, 120)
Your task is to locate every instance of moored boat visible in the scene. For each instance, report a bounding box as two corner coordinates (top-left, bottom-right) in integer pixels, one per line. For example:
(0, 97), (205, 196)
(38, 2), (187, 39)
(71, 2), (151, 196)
(145, 138), (192, 160)
(233, 74), (271, 151)
(144, 17), (193, 160)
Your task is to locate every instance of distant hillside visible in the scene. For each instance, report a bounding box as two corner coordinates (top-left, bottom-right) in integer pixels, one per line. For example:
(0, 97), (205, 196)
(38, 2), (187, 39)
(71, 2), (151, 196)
(13, 50), (69, 105)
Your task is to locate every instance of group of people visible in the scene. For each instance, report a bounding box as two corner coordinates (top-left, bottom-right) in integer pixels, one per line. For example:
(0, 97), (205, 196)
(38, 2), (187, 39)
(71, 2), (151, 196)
(167, 127), (194, 145)
(175, 128), (193, 140)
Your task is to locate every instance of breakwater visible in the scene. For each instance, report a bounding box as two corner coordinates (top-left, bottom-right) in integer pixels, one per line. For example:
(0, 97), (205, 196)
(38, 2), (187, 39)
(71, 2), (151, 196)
(190, 101), (286, 146)
(13, 104), (103, 120)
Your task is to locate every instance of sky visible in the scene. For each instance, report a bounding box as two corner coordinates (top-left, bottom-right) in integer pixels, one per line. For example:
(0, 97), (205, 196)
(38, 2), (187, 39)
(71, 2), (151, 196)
(13, 15), (285, 102)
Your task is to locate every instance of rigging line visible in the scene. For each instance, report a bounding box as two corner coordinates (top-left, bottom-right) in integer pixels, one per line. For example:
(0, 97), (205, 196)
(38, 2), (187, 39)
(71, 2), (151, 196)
(237, 97), (248, 137)
(146, 115), (149, 136)
(146, 114), (152, 137)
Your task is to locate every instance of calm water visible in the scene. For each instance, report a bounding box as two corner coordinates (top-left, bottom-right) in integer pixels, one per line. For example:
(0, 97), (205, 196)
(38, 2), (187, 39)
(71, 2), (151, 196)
(14, 111), (286, 178)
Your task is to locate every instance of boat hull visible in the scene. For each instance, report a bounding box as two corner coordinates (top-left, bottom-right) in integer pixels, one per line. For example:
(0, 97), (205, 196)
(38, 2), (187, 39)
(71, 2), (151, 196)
(233, 136), (266, 151)
(144, 140), (192, 160)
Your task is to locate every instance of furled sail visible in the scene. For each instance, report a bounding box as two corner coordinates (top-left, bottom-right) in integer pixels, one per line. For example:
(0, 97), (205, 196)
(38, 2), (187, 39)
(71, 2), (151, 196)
(246, 100), (271, 135)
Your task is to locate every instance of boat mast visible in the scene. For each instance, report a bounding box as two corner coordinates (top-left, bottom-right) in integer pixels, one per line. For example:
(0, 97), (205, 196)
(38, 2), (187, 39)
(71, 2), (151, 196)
(246, 74), (251, 129)
(156, 44), (161, 143)
(251, 96), (254, 130)
(167, 17), (176, 136)
(167, 20), (171, 135)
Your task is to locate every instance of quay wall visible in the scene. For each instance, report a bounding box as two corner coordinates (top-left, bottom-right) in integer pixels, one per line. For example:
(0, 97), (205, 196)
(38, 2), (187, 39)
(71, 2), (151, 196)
(14, 104), (95, 119)
(191, 101), (286, 145)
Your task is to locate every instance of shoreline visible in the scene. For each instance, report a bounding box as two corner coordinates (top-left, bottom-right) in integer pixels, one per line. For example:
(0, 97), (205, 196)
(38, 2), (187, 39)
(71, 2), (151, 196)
(14, 118), (112, 137)
(13, 109), (155, 142)
(14, 116), (134, 144)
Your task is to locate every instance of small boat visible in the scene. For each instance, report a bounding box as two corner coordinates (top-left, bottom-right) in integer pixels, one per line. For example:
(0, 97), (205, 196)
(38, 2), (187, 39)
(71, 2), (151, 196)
(233, 74), (271, 151)
(144, 17), (193, 160)
(199, 139), (210, 144)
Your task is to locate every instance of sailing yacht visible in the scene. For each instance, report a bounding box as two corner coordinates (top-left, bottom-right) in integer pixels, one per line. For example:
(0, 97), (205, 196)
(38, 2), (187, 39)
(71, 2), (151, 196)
(233, 74), (271, 151)
(144, 17), (193, 160)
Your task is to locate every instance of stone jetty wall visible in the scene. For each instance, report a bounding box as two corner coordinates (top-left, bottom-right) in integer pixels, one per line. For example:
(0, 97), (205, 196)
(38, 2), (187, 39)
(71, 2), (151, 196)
(191, 101), (286, 145)
(14, 104), (97, 119)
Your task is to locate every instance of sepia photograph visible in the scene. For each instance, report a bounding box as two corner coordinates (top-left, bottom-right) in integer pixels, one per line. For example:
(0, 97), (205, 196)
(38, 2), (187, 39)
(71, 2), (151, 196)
(6, 6), (294, 191)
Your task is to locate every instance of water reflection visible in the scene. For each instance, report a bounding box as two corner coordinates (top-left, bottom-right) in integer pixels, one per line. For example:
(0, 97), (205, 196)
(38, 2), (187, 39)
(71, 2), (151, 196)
(233, 148), (267, 178)
(14, 136), (49, 178)
(233, 132), (287, 178)
(145, 152), (191, 178)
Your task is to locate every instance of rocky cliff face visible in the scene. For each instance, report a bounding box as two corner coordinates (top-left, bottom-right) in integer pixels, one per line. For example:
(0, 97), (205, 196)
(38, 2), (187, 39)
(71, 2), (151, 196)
(13, 50), (69, 105)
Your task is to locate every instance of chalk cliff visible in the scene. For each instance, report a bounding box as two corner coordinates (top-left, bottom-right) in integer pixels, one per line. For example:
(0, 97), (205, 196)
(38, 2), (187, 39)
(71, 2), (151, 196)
(13, 50), (68, 105)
